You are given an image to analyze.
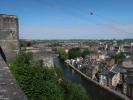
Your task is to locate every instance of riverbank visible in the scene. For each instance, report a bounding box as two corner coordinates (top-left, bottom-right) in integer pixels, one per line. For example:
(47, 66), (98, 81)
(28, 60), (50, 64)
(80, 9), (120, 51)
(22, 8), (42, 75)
(65, 60), (130, 100)
(10, 52), (90, 100)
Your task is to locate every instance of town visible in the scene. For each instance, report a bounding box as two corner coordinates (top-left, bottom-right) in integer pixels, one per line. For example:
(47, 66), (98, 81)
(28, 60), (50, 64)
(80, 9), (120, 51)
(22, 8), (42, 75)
(0, 0), (133, 100)
(21, 39), (133, 99)
(66, 41), (133, 99)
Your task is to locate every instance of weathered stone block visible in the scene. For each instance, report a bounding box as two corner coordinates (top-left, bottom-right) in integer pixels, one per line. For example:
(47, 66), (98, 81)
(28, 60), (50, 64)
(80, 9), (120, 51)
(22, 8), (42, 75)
(0, 14), (19, 63)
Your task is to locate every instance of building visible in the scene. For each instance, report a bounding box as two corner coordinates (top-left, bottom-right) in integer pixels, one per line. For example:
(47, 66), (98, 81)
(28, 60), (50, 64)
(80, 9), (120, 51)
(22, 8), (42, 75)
(99, 74), (107, 86)
(123, 76), (133, 99)
(121, 45), (133, 54)
(107, 72), (121, 89)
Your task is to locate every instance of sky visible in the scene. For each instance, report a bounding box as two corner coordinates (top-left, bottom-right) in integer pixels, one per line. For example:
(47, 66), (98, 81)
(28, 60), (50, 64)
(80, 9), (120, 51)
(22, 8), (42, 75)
(0, 0), (133, 39)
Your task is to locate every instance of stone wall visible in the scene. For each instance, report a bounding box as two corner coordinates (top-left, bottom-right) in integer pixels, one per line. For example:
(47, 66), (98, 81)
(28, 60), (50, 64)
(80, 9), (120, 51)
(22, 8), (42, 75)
(0, 55), (27, 100)
(32, 51), (54, 68)
(0, 14), (19, 63)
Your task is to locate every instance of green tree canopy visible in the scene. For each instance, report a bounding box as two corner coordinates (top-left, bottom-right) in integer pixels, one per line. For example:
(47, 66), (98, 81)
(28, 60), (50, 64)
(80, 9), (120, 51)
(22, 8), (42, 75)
(10, 52), (90, 100)
(57, 48), (68, 60)
(68, 48), (81, 59)
(112, 52), (126, 63)
(82, 49), (92, 58)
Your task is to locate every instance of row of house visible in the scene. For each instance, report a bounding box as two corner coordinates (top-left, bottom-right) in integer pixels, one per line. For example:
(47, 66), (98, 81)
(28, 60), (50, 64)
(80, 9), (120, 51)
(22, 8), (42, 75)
(67, 44), (133, 99)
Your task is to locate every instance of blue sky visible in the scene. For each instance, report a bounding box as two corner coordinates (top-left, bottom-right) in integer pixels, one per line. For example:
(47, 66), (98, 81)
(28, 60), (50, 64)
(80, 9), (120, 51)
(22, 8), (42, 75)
(0, 0), (133, 39)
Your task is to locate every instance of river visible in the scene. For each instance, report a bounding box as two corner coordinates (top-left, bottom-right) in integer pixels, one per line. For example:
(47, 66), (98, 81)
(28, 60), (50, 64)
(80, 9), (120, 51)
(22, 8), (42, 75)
(53, 56), (130, 100)
(53, 56), (92, 98)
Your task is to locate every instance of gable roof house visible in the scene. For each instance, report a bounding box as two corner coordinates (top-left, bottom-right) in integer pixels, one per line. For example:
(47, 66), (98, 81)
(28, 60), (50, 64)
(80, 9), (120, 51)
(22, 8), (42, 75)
(123, 76), (133, 99)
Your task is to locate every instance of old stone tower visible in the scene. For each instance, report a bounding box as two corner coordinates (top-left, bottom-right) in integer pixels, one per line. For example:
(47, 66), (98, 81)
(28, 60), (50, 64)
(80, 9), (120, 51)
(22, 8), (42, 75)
(0, 14), (19, 63)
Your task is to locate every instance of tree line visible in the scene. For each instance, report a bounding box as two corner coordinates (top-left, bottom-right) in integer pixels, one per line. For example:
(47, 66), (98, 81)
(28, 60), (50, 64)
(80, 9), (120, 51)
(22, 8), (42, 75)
(57, 48), (93, 60)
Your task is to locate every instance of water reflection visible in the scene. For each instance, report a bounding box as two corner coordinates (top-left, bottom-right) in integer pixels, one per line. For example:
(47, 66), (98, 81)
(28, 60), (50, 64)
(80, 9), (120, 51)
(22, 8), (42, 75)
(53, 57), (82, 84)
(53, 57), (93, 98)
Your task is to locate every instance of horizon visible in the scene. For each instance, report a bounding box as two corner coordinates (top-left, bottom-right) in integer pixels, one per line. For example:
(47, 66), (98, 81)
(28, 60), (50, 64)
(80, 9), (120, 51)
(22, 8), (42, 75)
(19, 38), (132, 41)
(0, 0), (133, 39)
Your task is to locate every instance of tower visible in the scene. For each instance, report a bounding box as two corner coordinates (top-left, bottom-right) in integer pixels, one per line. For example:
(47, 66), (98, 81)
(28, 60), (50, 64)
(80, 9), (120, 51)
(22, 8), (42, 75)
(0, 14), (19, 63)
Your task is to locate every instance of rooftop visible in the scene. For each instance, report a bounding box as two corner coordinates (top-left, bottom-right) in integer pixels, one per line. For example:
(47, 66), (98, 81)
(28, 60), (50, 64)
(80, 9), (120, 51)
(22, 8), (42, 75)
(125, 76), (133, 84)
(122, 61), (133, 68)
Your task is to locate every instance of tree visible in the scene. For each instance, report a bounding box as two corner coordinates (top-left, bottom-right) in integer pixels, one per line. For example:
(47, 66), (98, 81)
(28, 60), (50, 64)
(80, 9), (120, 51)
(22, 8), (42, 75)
(60, 80), (89, 100)
(112, 52), (126, 63)
(57, 48), (68, 60)
(81, 49), (92, 58)
(68, 48), (81, 59)
(68, 48), (93, 58)
(10, 52), (90, 100)
(19, 40), (33, 47)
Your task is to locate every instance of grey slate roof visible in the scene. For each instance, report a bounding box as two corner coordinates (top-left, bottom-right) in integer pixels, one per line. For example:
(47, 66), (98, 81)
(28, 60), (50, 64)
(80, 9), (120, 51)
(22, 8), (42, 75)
(108, 72), (116, 79)
(111, 66), (126, 74)
(125, 76), (133, 84)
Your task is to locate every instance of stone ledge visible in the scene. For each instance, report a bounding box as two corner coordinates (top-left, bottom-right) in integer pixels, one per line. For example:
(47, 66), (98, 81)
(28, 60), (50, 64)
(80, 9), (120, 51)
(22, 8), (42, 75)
(0, 56), (27, 100)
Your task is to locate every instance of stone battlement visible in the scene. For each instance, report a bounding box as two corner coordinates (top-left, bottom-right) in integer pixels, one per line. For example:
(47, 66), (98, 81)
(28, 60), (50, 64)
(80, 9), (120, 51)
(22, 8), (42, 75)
(0, 14), (18, 19)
